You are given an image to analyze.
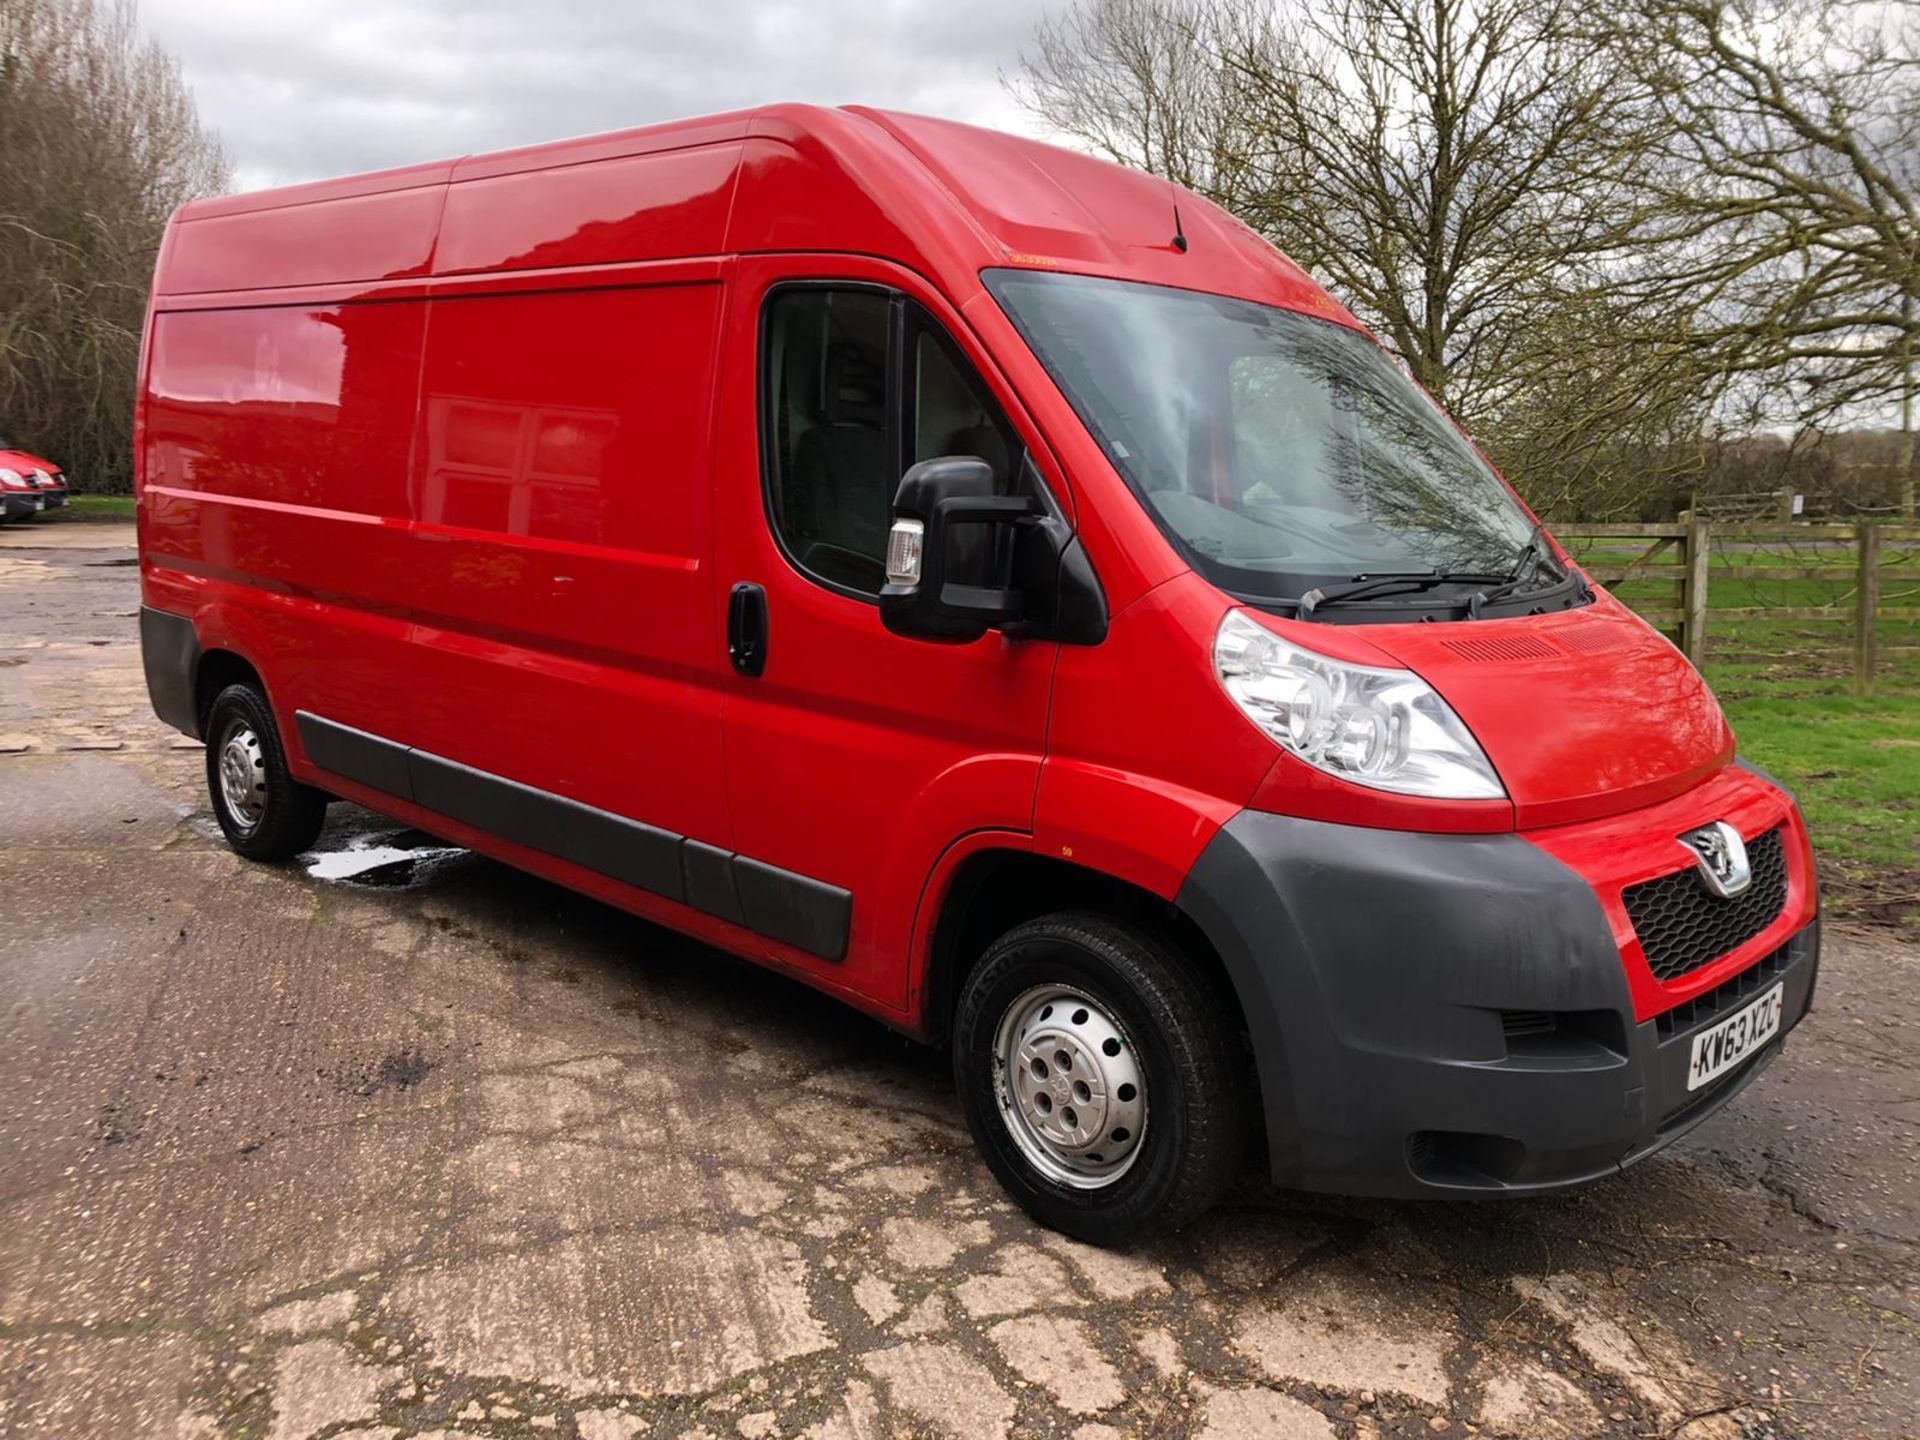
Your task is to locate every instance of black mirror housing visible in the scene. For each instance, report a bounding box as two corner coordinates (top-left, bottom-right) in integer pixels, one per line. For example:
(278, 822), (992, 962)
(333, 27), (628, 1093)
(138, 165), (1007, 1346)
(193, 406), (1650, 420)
(880, 456), (1033, 643)
(880, 455), (1108, 647)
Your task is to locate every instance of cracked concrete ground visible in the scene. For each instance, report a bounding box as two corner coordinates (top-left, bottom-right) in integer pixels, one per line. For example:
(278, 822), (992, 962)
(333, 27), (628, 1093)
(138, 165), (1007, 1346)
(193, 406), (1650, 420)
(1, 524), (1915, 1440)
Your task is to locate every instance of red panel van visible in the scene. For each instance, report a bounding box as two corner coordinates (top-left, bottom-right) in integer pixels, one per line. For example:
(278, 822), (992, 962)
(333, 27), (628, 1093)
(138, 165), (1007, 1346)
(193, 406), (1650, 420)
(135, 106), (1819, 1242)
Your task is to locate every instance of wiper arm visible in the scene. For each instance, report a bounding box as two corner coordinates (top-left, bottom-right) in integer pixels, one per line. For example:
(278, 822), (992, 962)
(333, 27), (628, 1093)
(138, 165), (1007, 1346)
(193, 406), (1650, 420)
(1297, 569), (1505, 617)
(1297, 535), (1579, 620)
(1297, 571), (1442, 617)
(1300, 569), (1523, 617)
(1464, 522), (1585, 617)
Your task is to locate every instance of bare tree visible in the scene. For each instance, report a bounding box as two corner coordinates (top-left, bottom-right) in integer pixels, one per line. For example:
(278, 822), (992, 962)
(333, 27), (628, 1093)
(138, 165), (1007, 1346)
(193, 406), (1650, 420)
(1012, 0), (1721, 517)
(1226, 1), (1650, 414)
(1011, 0), (1259, 208)
(0, 0), (226, 491)
(1595, 0), (1920, 514)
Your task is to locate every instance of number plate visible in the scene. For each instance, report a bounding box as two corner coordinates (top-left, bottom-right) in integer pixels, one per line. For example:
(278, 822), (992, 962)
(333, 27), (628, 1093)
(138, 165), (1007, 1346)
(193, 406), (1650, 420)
(1687, 984), (1783, 1091)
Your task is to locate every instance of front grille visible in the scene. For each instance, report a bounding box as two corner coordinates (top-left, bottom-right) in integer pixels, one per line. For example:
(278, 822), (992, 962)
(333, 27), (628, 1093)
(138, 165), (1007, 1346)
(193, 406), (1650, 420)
(1655, 942), (1791, 1042)
(1623, 827), (1787, 983)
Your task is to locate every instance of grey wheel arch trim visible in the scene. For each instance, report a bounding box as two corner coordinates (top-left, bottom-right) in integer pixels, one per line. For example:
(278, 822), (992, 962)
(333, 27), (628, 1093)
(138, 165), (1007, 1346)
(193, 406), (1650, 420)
(1173, 808), (1625, 1188)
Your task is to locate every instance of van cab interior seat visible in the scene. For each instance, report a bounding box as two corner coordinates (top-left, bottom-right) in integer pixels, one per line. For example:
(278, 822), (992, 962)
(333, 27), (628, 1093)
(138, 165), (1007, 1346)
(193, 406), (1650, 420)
(943, 422), (1011, 487)
(792, 344), (890, 583)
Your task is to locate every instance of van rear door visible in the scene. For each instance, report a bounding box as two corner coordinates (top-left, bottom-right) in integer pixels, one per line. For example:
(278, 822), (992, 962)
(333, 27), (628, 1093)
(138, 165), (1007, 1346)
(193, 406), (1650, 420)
(711, 257), (1059, 1007)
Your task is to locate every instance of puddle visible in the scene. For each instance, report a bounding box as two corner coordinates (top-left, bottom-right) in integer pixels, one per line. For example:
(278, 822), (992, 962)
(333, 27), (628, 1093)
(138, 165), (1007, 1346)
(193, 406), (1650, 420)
(302, 826), (470, 889)
(332, 1041), (436, 1096)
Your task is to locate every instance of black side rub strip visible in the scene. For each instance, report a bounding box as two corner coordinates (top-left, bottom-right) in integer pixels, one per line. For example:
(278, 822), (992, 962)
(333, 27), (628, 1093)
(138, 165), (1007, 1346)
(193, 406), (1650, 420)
(300, 713), (412, 802)
(294, 711), (851, 962)
(409, 751), (684, 902)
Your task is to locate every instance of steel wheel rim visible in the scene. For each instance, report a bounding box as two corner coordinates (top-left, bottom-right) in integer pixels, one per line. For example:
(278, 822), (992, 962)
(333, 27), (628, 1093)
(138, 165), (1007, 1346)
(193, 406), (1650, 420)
(216, 718), (268, 831)
(992, 982), (1147, 1190)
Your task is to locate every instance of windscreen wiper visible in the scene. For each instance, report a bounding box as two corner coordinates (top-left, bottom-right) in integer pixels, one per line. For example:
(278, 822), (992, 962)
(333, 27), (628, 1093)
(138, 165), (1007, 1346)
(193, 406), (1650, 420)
(1464, 523), (1587, 618)
(1297, 570), (1506, 618)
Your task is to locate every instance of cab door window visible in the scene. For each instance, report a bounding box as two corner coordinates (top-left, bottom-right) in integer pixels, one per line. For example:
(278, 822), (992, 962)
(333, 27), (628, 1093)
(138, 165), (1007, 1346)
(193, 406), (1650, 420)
(906, 312), (1022, 491)
(761, 285), (1026, 597)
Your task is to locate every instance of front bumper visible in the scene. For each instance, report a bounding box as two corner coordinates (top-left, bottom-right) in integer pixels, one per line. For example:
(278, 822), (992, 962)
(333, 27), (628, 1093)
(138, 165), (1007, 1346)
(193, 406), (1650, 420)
(1, 493), (41, 521)
(1177, 775), (1819, 1197)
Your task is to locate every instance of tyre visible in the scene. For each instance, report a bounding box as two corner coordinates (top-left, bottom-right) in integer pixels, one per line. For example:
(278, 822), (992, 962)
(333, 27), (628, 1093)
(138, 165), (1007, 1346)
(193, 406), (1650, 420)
(952, 912), (1246, 1244)
(203, 681), (328, 861)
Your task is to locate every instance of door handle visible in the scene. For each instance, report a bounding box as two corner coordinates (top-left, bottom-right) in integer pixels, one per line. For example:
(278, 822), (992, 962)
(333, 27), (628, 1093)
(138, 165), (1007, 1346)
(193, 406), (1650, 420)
(728, 582), (768, 677)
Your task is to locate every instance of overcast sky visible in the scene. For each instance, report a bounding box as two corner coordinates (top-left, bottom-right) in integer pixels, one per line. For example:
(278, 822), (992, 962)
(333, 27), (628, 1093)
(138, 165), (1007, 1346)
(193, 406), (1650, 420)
(138, 0), (1068, 194)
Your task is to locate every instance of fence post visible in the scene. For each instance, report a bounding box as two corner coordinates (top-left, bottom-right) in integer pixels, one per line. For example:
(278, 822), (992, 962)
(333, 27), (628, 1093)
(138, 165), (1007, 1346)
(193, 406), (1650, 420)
(1854, 524), (1882, 696)
(1683, 511), (1710, 668)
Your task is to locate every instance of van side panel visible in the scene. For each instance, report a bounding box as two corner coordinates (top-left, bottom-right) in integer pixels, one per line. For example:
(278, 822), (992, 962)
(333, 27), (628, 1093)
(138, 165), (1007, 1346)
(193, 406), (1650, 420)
(161, 186), (446, 295)
(141, 297), (433, 746)
(434, 145), (740, 276)
(725, 134), (920, 263)
(392, 277), (730, 845)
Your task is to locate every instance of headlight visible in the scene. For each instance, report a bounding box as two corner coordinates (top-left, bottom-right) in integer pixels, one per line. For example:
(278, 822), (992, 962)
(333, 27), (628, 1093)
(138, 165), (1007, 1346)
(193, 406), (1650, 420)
(1214, 609), (1504, 800)
(0, 468), (20, 488)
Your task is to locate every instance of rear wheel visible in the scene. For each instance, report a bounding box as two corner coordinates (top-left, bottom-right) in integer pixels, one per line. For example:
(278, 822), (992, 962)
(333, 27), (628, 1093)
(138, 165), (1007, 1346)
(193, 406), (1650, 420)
(203, 682), (327, 861)
(953, 912), (1245, 1245)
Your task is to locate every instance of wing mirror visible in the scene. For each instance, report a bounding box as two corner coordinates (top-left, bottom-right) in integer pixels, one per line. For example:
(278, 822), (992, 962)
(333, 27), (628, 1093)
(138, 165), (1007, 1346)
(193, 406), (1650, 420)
(879, 456), (1034, 643)
(880, 455), (1110, 647)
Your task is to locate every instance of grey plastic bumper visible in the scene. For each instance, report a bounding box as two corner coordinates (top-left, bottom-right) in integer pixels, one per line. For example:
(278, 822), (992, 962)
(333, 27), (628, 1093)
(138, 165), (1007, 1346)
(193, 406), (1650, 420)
(139, 606), (202, 739)
(1176, 810), (1818, 1197)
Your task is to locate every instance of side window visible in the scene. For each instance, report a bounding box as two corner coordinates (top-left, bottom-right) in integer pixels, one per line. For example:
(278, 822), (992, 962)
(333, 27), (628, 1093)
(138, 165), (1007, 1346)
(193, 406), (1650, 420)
(763, 288), (896, 593)
(762, 285), (1027, 597)
(906, 315), (1023, 491)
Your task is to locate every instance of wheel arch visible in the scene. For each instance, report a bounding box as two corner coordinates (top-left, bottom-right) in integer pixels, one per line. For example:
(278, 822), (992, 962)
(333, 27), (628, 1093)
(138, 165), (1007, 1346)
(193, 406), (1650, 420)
(194, 647), (266, 732)
(917, 846), (1244, 1041)
(186, 600), (286, 734)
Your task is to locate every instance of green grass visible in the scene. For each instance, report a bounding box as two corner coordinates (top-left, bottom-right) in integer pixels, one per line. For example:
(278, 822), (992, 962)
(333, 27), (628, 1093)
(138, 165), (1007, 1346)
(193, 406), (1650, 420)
(1565, 536), (1920, 922)
(1716, 683), (1920, 926)
(62, 494), (137, 521)
(1692, 543), (1920, 924)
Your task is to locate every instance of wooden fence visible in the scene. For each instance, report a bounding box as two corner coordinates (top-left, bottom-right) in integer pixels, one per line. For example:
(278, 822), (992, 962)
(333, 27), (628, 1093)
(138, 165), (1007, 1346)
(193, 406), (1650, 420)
(1554, 519), (1920, 695)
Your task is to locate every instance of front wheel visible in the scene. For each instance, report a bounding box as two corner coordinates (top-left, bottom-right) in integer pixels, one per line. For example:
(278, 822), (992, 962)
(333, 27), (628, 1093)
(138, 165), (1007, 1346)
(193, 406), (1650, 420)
(203, 682), (328, 861)
(952, 913), (1246, 1245)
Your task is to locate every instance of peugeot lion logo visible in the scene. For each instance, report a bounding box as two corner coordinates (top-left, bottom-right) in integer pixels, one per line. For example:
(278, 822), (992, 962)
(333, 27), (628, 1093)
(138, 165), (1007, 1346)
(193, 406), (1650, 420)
(1679, 820), (1752, 899)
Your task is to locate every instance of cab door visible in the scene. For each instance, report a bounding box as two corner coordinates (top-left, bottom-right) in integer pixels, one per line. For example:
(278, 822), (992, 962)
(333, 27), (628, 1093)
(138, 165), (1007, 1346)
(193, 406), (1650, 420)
(712, 256), (1062, 1012)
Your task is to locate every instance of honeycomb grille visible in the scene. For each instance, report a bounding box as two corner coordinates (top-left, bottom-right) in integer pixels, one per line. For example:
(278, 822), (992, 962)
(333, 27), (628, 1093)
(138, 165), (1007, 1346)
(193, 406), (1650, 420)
(1623, 827), (1788, 983)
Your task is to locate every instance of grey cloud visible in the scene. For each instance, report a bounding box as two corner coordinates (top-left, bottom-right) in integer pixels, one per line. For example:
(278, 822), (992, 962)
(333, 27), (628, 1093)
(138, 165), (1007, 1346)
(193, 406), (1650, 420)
(140, 0), (1063, 192)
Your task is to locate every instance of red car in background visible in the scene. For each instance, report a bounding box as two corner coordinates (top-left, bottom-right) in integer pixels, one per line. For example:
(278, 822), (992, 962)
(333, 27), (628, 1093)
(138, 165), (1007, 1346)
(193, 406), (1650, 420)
(0, 435), (69, 522)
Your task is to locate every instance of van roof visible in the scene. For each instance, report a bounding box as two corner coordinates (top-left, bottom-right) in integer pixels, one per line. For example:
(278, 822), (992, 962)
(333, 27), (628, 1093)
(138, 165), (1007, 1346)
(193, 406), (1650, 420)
(163, 104), (1355, 324)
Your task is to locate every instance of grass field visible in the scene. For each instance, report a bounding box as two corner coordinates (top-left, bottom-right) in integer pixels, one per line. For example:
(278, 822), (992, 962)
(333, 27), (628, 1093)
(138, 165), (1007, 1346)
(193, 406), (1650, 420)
(1566, 531), (1920, 925)
(61, 494), (138, 521)
(1719, 686), (1920, 925)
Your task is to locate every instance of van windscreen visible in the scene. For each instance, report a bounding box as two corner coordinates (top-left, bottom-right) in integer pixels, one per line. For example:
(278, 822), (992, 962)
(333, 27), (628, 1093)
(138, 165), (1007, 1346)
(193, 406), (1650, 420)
(984, 270), (1536, 605)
